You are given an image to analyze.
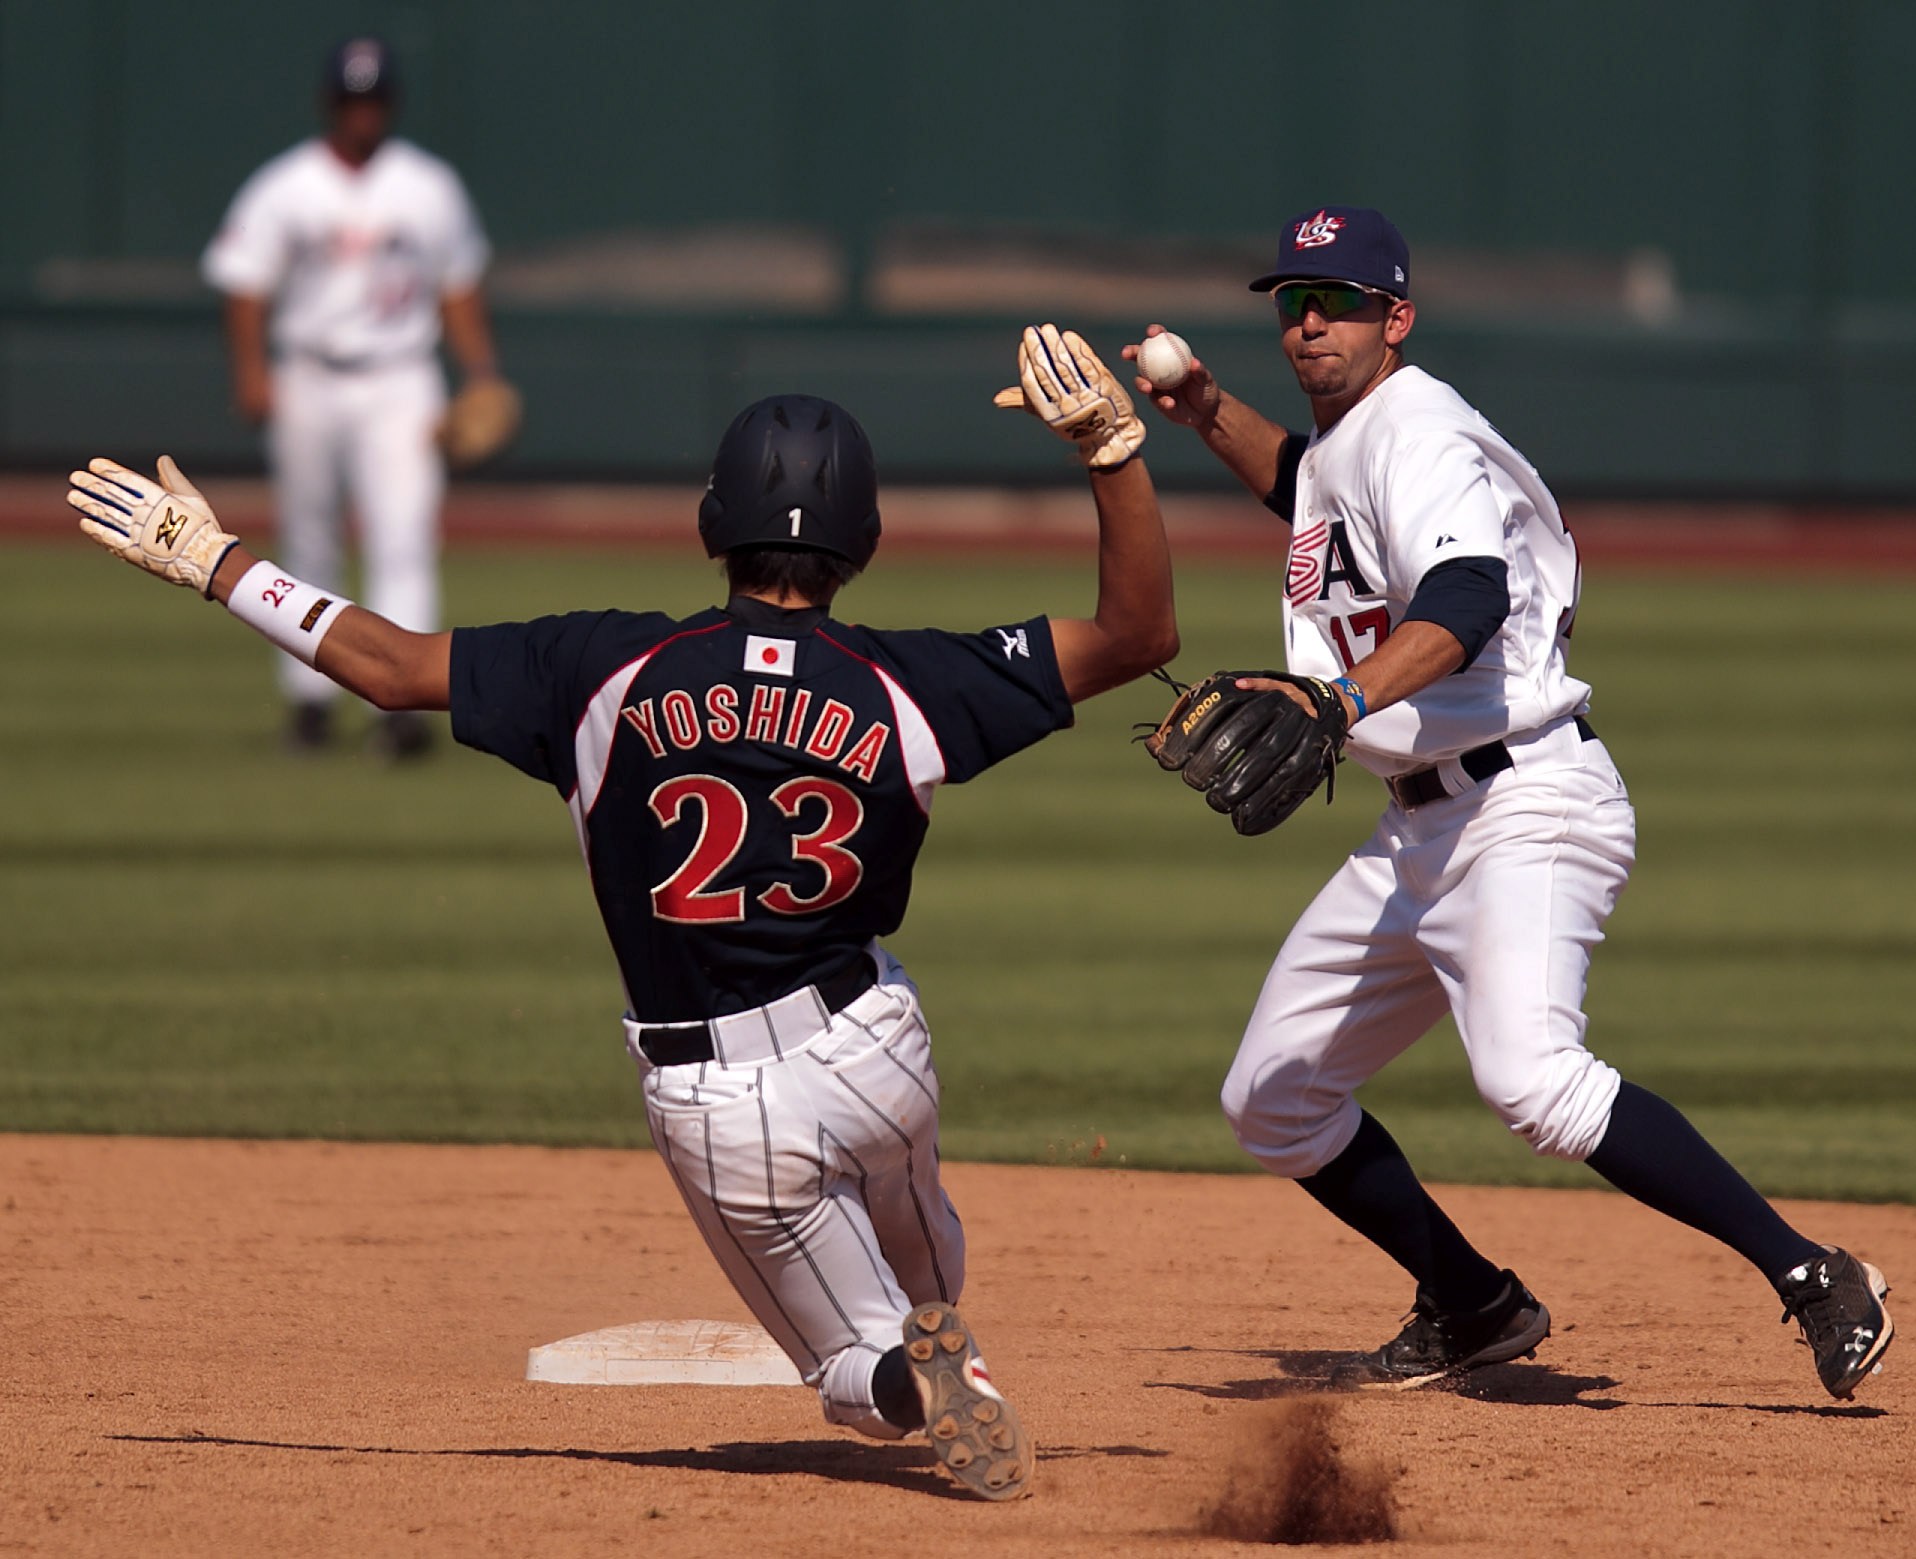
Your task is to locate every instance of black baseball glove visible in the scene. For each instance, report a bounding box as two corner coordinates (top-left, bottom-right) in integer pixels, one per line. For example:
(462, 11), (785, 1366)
(1143, 669), (1350, 836)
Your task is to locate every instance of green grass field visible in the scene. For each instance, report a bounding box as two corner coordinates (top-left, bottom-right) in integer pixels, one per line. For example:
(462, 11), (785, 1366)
(4, 541), (1913, 1200)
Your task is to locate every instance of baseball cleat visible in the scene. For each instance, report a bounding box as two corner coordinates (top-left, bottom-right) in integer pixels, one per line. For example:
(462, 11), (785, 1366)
(902, 1303), (1032, 1501)
(1328, 1269), (1551, 1391)
(283, 700), (333, 752)
(370, 710), (434, 761)
(1775, 1245), (1894, 1400)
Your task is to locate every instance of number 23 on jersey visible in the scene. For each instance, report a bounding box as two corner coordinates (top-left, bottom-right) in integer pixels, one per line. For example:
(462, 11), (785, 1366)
(648, 774), (865, 923)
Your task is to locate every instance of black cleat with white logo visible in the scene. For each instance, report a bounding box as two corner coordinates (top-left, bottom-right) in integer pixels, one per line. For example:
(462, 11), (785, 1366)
(1775, 1245), (1894, 1399)
(1329, 1270), (1550, 1391)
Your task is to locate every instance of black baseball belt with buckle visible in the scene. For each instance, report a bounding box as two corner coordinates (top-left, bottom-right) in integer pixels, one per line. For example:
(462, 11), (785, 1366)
(1386, 716), (1597, 812)
(636, 960), (878, 1067)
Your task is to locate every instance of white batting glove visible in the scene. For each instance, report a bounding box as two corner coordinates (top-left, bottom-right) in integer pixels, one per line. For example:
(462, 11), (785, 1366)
(67, 456), (238, 598)
(993, 324), (1145, 469)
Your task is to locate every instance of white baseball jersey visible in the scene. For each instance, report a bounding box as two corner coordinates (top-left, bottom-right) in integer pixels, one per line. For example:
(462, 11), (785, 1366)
(1283, 365), (1590, 776)
(202, 137), (490, 366)
(1226, 362), (1634, 1183)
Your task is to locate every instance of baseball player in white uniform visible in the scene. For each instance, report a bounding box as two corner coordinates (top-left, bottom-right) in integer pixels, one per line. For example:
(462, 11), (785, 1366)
(203, 37), (502, 756)
(1128, 205), (1893, 1399)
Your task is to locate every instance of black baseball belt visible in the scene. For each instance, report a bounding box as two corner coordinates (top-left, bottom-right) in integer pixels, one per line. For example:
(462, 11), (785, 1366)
(1386, 716), (1597, 812)
(287, 348), (420, 374)
(636, 960), (878, 1067)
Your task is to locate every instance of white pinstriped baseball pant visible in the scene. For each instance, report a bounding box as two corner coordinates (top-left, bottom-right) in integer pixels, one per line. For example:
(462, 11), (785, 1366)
(267, 355), (446, 704)
(636, 947), (964, 1439)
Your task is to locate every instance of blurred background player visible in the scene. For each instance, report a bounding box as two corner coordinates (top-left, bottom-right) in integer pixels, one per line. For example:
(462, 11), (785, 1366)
(68, 325), (1174, 1499)
(202, 36), (505, 757)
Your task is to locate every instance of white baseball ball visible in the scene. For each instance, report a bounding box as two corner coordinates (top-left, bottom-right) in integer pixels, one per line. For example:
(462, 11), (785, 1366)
(1137, 330), (1193, 389)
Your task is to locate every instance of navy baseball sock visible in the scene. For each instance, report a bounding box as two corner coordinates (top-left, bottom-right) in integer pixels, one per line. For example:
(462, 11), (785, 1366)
(872, 1344), (926, 1432)
(1585, 1081), (1822, 1282)
(1297, 1110), (1507, 1312)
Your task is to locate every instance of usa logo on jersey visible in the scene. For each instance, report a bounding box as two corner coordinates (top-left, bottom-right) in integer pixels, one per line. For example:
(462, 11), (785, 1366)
(1293, 210), (1345, 249)
(1287, 515), (1329, 604)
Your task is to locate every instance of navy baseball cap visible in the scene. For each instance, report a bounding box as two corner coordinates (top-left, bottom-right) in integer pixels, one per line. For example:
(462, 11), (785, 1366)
(1249, 206), (1410, 297)
(324, 37), (398, 101)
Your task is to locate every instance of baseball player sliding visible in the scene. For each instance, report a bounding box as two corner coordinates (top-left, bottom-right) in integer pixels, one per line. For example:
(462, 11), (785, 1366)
(1133, 206), (1893, 1399)
(67, 327), (1174, 1499)
(204, 37), (509, 758)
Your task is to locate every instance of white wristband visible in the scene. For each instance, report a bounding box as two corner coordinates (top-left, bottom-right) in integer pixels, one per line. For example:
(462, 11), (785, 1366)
(226, 561), (353, 665)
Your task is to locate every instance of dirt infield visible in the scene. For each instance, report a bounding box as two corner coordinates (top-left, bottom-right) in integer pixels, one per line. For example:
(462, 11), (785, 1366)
(3, 1136), (1908, 1556)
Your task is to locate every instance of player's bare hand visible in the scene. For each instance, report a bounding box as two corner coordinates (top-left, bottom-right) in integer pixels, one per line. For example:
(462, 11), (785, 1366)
(68, 455), (239, 597)
(1123, 326), (1220, 430)
(1232, 674), (1317, 717)
(1235, 674), (1362, 725)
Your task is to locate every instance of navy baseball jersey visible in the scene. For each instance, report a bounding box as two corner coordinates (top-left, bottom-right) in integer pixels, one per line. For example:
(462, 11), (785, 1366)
(451, 595), (1072, 1021)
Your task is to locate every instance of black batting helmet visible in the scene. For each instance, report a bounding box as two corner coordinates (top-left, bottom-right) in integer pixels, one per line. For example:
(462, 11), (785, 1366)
(698, 395), (881, 569)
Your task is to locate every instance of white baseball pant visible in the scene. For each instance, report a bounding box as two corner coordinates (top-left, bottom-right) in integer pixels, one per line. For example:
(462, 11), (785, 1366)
(267, 355), (447, 704)
(1222, 717), (1636, 1176)
(634, 946), (964, 1440)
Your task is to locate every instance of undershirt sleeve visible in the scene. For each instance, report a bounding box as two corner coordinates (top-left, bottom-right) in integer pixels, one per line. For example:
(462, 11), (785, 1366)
(1400, 556), (1510, 670)
(1260, 431), (1309, 521)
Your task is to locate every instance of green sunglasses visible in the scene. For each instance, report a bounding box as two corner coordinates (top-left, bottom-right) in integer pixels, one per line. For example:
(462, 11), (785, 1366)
(1272, 281), (1398, 320)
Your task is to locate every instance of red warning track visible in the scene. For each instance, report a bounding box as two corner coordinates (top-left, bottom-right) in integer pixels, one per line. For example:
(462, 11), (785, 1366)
(16, 474), (1916, 571)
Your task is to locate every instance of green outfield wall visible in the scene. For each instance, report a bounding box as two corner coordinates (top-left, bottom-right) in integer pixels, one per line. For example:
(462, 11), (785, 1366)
(3, 0), (1913, 492)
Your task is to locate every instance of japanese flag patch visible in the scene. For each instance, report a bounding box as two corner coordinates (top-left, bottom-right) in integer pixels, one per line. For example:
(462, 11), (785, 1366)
(745, 635), (796, 677)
